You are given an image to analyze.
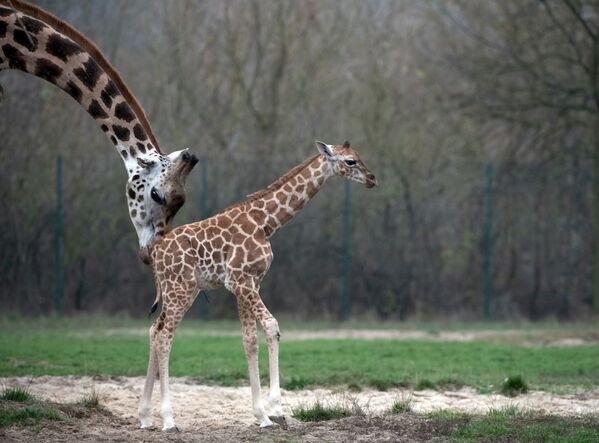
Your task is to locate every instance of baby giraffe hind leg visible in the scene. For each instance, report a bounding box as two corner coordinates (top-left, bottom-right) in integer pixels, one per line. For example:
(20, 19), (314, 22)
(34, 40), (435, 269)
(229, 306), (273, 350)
(229, 278), (283, 423)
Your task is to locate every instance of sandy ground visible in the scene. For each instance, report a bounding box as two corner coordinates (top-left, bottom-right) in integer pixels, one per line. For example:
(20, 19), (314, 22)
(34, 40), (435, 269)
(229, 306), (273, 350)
(281, 329), (599, 347)
(83, 328), (599, 348)
(1, 376), (598, 442)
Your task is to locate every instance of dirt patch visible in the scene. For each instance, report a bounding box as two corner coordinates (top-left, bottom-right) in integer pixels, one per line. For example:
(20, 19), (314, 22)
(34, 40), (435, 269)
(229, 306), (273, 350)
(282, 329), (599, 347)
(1, 376), (598, 442)
(0, 406), (445, 443)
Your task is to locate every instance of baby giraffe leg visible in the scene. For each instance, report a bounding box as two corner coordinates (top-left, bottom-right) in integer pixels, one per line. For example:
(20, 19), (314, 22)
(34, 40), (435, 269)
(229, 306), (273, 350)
(138, 323), (158, 428)
(150, 306), (188, 432)
(247, 295), (283, 417)
(264, 318), (282, 417)
(237, 298), (273, 427)
(230, 278), (283, 419)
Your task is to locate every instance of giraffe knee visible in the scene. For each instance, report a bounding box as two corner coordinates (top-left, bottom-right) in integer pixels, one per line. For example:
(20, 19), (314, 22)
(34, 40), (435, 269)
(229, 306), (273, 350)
(264, 318), (280, 342)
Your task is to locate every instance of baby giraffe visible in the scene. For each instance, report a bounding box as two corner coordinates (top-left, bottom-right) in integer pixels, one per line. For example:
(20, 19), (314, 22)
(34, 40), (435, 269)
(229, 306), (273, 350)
(138, 140), (378, 431)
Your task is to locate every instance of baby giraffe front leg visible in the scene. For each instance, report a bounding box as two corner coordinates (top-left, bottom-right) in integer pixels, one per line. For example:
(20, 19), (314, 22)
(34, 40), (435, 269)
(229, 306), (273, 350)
(156, 324), (177, 432)
(237, 299), (273, 427)
(152, 306), (187, 432)
(253, 310), (282, 418)
(138, 324), (158, 428)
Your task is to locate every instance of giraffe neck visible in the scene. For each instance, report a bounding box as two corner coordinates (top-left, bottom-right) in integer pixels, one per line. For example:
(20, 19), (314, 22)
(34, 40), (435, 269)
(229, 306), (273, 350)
(248, 155), (332, 237)
(0, 1), (160, 171)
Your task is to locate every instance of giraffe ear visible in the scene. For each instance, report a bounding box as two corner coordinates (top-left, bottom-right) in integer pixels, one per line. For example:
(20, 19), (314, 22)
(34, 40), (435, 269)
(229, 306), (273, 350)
(137, 157), (156, 170)
(315, 140), (334, 158)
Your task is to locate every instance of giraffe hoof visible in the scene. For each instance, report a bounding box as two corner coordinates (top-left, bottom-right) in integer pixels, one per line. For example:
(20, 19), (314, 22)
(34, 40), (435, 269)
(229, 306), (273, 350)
(269, 415), (288, 430)
(258, 417), (274, 428)
(164, 426), (180, 433)
(139, 418), (154, 429)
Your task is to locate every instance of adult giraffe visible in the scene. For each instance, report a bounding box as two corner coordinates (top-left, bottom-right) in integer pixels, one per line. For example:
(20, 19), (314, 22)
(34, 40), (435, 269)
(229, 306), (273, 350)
(0, 0), (197, 262)
(140, 141), (377, 431)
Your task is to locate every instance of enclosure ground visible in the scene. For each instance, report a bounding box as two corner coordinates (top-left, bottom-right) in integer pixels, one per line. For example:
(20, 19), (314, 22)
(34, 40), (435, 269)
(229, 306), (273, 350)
(1, 376), (598, 442)
(1, 318), (598, 441)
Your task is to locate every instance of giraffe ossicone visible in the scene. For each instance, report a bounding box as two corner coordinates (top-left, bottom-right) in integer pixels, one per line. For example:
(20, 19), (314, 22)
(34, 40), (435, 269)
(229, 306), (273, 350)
(139, 140), (377, 430)
(0, 0), (198, 262)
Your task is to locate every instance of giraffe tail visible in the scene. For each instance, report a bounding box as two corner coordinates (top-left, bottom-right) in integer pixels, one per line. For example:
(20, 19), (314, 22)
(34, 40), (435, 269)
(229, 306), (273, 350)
(147, 271), (161, 318)
(148, 302), (158, 317)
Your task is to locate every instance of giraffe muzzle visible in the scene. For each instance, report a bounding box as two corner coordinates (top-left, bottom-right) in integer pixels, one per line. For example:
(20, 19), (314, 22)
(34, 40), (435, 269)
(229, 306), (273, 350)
(176, 151), (199, 178)
(139, 246), (151, 265)
(182, 151), (199, 166)
(366, 174), (378, 188)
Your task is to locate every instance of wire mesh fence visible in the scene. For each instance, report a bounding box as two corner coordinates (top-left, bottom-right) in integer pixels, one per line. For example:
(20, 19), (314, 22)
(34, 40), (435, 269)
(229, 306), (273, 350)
(15, 152), (591, 320)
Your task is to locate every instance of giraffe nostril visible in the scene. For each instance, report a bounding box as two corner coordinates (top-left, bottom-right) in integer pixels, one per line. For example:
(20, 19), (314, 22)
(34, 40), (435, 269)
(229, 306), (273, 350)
(367, 174), (376, 180)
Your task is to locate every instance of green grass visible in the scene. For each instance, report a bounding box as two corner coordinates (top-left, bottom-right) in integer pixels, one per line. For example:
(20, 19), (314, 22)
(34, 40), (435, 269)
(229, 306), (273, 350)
(500, 374), (529, 396)
(0, 387), (33, 402)
(388, 397), (412, 414)
(478, 385), (493, 394)
(282, 376), (310, 390)
(415, 378), (436, 390)
(424, 407), (599, 442)
(3, 314), (597, 333)
(436, 377), (465, 390)
(0, 385), (62, 429)
(292, 400), (358, 422)
(347, 382), (362, 392)
(0, 404), (62, 428)
(0, 317), (598, 393)
(368, 378), (395, 391)
(486, 405), (529, 419)
(439, 410), (599, 442)
(78, 389), (103, 411)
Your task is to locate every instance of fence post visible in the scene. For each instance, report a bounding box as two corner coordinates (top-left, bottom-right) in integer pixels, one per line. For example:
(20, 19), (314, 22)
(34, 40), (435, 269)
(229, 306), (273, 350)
(340, 180), (352, 321)
(482, 162), (495, 320)
(54, 156), (64, 315)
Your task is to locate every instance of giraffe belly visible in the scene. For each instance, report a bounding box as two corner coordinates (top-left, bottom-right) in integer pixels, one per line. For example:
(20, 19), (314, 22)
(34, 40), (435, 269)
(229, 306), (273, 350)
(194, 267), (223, 290)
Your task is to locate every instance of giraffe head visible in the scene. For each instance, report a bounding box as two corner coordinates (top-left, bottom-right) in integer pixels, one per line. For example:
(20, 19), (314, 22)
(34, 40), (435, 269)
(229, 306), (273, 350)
(0, 0), (199, 264)
(126, 148), (198, 264)
(315, 140), (378, 188)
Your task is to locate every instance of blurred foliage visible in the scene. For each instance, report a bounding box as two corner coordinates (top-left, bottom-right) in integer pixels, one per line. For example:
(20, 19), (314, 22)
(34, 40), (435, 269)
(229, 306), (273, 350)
(0, 0), (595, 319)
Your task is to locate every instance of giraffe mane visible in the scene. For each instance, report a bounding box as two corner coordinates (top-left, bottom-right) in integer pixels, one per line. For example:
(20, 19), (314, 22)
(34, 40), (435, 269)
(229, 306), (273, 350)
(246, 154), (320, 200)
(223, 154), (321, 213)
(3, 0), (162, 153)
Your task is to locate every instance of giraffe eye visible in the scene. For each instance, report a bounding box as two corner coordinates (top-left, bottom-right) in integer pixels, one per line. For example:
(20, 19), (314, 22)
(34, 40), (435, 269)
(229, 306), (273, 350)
(151, 188), (164, 205)
(345, 159), (357, 167)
